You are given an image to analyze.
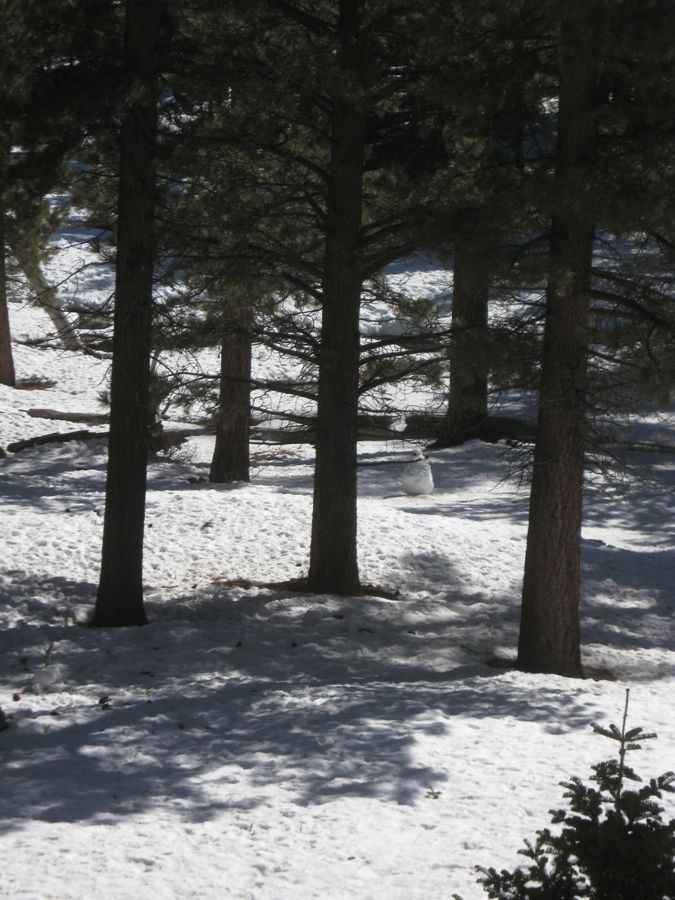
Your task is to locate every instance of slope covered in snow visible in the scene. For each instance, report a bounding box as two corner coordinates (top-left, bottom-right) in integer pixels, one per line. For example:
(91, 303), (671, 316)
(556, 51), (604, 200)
(1, 257), (674, 898)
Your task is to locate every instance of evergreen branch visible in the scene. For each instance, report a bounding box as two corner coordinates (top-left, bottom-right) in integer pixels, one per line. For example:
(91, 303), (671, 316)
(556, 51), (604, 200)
(359, 219), (410, 248)
(249, 379), (316, 401)
(594, 267), (675, 307)
(263, 0), (334, 37)
(358, 357), (443, 396)
(590, 289), (674, 329)
(360, 242), (419, 277)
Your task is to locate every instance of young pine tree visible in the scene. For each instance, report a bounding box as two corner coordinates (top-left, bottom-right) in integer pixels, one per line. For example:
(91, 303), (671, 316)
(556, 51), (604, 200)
(477, 691), (675, 900)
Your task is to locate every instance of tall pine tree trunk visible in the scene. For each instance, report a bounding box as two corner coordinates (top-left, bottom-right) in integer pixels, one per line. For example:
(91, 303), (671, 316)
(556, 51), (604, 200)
(307, 0), (364, 595)
(0, 208), (16, 387)
(517, 5), (600, 675)
(93, 0), (160, 627)
(441, 239), (489, 442)
(209, 324), (251, 483)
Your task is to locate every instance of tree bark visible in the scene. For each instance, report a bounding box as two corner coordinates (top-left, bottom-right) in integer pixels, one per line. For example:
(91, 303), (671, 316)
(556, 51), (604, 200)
(307, 0), (365, 595)
(441, 238), (489, 442)
(0, 208), (16, 387)
(209, 325), (252, 483)
(93, 0), (160, 627)
(517, 6), (600, 676)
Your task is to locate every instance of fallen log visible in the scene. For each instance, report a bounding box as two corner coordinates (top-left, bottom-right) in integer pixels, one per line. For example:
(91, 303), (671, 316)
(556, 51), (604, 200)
(426, 415), (537, 447)
(26, 408), (110, 424)
(7, 429), (103, 453)
(274, 412), (396, 430)
(6, 427), (201, 455)
(252, 414), (538, 445)
(252, 424), (397, 444)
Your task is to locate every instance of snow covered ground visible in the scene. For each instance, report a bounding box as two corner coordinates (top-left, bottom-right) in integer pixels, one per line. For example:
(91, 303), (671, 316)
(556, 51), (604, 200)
(1, 271), (674, 898)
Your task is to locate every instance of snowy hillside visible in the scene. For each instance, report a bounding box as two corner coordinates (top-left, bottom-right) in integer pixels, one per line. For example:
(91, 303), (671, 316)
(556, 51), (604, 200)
(1, 275), (674, 898)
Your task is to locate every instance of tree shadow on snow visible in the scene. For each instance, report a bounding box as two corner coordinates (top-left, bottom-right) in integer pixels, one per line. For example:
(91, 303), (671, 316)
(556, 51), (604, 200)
(581, 540), (675, 650)
(0, 513), (671, 835)
(0, 647), (598, 833)
(0, 571), (97, 628)
(0, 568), (608, 833)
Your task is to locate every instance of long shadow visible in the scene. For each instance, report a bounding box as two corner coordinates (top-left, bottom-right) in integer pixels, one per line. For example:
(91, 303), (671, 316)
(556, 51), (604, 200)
(0, 441), (108, 511)
(0, 673), (584, 830)
(0, 644), (598, 832)
(246, 472), (313, 495)
(1, 443), (672, 833)
(0, 572), (603, 833)
(581, 540), (675, 650)
(395, 497), (530, 524)
(0, 444), (289, 511)
(583, 493), (675, 549)
(581, 443), (675, 542)
(0, 476), (105, 512)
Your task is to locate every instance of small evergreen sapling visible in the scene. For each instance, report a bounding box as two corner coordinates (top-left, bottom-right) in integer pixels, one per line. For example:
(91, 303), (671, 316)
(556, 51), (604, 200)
(477, 690), (675, 899)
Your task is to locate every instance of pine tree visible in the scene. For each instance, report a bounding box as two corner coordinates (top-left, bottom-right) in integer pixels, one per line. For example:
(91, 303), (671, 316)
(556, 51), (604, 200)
(304, 0), (366, 594)
(477, 692), (675, 900)
(444, 236), (490, 440)
(517, 1), (600, 677)
(93, 0), (162, 627)
(417, 0), (547, 448)
(208, 300), (254, 485)
(0, 0), (122, 367)
(255, 0), (459, 593)
(518, 0), (675, 675)
(163, 0), (451, 593)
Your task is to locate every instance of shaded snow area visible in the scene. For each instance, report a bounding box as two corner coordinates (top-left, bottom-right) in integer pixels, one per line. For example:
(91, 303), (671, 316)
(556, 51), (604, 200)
(1, 303), (674, 900)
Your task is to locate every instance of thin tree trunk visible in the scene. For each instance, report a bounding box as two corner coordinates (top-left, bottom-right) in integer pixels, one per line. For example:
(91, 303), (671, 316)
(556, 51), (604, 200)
(12, 245), (80, 351)
(93, 0), (160, 627)
(209, 325), (252, 483)
(442, 239), (489, 441)
(517, 6), (600, 676)
(0, 209), (16, 387)
(307, 0), (365, 595)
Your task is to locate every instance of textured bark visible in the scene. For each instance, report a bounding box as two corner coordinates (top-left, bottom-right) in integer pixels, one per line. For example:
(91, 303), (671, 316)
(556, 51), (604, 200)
(518, 7), (600, 676)
(209, 326), (252, 483)
(442, 239), (489, 442)
(0, 211), (16, 387)
(93, 0), (160, 627)
(307, 0), (364, 595)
